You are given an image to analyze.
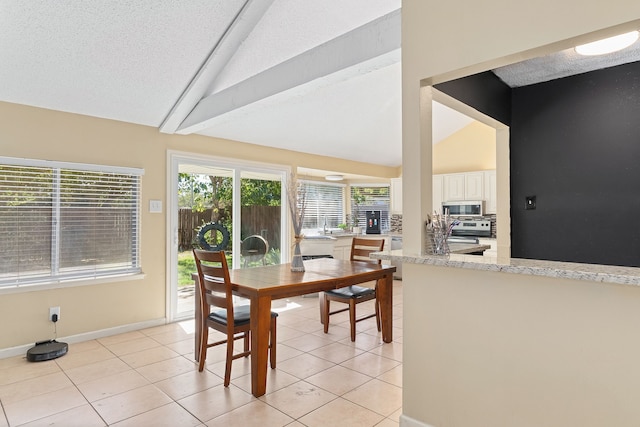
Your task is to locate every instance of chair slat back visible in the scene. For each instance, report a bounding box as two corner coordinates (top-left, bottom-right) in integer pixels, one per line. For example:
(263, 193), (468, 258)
(350, 237), (384, 265)
(193, 249), (233, 314)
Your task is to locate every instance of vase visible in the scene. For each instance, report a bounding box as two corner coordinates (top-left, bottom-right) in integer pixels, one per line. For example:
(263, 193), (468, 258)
(425, 228), (450, 256)
(432, 230), (450, 255)
(291, 240), (305, 272)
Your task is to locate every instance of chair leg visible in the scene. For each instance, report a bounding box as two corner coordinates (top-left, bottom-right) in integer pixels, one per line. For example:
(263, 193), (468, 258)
(224, 335), (234, 387)
(198, 327), (208, 372)
(270, 316), (277, 369)
(244, 331), (250, 355)
(349, 299), (357, 342)
(375, 297), (381, 332)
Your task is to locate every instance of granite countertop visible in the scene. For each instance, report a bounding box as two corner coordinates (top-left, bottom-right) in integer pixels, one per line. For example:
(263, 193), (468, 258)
(372, 250), (640, 287)
(448, 242), (491, 254)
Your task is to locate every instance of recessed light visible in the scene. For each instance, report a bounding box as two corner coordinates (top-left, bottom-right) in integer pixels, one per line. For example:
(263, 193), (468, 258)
(325, 174), (344, 181)
(575, 31), (639, 56)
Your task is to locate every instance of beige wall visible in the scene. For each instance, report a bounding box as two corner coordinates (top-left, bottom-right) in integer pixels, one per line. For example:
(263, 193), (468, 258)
(402, 0), (640, 425)
(403, 263), (640, 427)
(433, 121), (496, 175)
(0, 101), (396, 351)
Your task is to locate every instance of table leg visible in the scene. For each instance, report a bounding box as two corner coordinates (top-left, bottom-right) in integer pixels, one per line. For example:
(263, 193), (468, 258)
(318, 291), (326, 326)
(378, 273), (393, 343)
(250, 294), (273, 397)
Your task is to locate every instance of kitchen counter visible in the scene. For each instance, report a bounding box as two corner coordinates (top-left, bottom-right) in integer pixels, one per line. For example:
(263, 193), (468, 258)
(372, 250), (640, 287)
(448, 242), (491, 255)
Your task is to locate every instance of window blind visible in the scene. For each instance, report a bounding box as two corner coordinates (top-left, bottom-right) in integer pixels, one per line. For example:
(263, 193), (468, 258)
(301, 181), (344, 233)
(0, 158), (142, 288)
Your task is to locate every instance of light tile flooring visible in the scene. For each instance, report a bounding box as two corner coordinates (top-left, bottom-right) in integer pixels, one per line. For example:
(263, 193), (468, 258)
(0, 281), (403, 426)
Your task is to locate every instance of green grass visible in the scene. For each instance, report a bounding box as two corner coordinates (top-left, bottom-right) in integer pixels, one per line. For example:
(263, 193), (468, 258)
(178, 250), (236, 287)
(178, 249), (281, 287)
(178, 251), (197, 287)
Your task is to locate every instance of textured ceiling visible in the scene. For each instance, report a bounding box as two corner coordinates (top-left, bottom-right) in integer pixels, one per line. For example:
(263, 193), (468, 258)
(493, 39), (640, 87)
(2, 2), (635, 172)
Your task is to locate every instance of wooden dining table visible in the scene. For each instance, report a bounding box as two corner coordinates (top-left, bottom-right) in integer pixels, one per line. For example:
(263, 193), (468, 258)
(193, 257), (396, 397)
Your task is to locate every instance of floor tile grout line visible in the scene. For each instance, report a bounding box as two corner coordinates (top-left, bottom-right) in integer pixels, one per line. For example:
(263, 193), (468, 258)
(1, 290), (403, 426)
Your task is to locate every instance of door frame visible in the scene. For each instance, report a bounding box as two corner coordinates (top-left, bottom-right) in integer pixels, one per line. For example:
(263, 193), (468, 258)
(166, 150), (290, 322)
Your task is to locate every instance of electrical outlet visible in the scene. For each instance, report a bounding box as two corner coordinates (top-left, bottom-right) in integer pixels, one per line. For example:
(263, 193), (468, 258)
(49, 306), (60, 322)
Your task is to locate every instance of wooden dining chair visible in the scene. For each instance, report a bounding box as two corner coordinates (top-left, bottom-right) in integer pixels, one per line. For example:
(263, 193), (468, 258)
(193, 249), (277, 386)
(321, 237), (385, 341)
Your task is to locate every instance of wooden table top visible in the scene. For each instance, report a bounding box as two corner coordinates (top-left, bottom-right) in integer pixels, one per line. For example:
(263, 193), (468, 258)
(227, 257), (396, 299)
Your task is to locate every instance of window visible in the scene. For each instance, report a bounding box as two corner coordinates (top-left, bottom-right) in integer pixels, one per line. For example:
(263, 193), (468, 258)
(0, 157), (142, 289)
(351, 184), (391, 231)
(300, 180), (344, 234)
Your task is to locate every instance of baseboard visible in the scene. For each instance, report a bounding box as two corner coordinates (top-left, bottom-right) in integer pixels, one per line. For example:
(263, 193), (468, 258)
(0, 318), (167, 360)
(400, 414), (436, 427)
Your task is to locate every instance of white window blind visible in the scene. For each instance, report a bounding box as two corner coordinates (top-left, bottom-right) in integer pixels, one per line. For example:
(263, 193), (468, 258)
(301, 181), (344, 233)
(351, 184), (391, 231)
(0, 157), (142, 288)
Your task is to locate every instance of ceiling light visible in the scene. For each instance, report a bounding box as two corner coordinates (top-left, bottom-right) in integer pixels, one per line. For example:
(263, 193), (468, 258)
(575, 31), (639, 56)
(325, 174), (344, 181)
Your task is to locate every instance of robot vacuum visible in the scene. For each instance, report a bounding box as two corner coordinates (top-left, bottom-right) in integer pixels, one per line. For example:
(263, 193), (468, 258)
(26, 340), (68, 362)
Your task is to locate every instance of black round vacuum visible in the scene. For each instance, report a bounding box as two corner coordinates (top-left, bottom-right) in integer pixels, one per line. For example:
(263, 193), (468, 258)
(26, 339), (68, 362)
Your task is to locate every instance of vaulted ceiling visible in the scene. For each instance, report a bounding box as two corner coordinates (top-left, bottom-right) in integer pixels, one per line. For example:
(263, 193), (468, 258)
(2, 2), (637, 170)
(0, 1), (476, 169)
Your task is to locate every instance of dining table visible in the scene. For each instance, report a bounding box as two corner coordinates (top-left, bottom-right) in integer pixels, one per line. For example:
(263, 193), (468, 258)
(193, 257), (396, 397)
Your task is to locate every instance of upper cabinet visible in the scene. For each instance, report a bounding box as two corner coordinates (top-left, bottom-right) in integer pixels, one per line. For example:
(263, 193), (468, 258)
(435, 170), (496, 214)
(464, 172), (484, 200)
(442, 174), (465, 201)
(432, 174), (443, 214)
(442, 172), (483, 201)
(483, 170), (497, 214)
(390, 177), (403, 214)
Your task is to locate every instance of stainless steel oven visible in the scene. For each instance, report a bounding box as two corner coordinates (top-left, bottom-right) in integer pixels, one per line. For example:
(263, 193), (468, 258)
(450, 218), (491, 238)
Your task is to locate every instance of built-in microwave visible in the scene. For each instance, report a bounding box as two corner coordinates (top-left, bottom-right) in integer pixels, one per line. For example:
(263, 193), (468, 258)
(441, 200), (484, 217)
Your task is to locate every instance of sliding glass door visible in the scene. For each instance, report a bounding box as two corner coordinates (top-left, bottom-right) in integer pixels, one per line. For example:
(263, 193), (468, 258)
(168, 153), (288, 321)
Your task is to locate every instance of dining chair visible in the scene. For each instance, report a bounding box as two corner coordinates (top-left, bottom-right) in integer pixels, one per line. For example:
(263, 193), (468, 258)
(321, 237), (385, 341)
(193, 249), (277, 386)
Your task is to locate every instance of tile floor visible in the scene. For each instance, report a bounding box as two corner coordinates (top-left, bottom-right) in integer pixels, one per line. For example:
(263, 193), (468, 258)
(0, 281), (403, 426)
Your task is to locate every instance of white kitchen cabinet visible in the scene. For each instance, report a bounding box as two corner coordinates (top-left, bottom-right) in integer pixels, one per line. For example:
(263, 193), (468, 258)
(432, 174), (443, 214)
(439, 170), (495, 212)
(332, 236), (353, 260)
(484, 170), (497, 214)
(390, 177), (402, 214)
(464, 172), (484, 200)
(443, 174), (465, 201)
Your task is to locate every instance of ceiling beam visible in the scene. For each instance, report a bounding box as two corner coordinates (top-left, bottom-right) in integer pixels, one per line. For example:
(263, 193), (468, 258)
(176, 9), (401, 135)
(159, 0), (275, 134)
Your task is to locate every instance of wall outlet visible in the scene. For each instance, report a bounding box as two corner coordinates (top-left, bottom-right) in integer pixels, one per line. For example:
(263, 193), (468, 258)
(49, 306), (60, 322)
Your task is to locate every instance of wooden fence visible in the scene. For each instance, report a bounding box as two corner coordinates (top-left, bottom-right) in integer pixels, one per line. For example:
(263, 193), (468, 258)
(178, 206), (281, 252)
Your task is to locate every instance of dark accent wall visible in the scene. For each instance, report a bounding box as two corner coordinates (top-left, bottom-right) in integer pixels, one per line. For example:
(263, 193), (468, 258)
(434, 71), (511, 125)
(510, 61), (640, 267)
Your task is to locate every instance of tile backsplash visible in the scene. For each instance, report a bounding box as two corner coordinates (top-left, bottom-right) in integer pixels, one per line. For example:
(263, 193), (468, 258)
(391, 213), (496, 238)
(390, 214), (402, 233)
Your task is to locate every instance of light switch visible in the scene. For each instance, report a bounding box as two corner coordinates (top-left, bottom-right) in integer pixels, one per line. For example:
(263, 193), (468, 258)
(149, 199), (163, 213)
(525, 196), (536, 210)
